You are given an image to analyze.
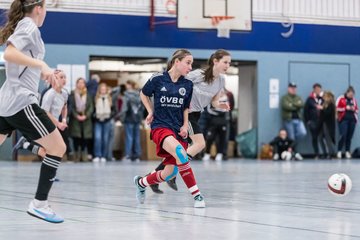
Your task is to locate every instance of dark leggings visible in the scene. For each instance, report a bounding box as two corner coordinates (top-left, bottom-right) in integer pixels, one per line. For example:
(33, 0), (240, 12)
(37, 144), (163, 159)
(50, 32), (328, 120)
(205, 123), (227, 154)
(308, 121), (327, 155)
(338, 119), (356, 152)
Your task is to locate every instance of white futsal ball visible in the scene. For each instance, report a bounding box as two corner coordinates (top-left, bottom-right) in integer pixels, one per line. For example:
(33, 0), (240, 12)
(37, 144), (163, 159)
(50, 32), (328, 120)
(281, 151), (292, 161)
(328, 173), (352, 196)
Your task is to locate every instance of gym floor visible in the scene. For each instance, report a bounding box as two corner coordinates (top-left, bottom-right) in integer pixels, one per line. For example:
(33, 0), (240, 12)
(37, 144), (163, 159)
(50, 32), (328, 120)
(0, 159), (359, 240)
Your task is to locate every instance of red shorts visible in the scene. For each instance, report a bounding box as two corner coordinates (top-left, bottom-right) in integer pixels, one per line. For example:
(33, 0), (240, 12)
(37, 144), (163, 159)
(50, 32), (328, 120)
(151, 127), (188, 165)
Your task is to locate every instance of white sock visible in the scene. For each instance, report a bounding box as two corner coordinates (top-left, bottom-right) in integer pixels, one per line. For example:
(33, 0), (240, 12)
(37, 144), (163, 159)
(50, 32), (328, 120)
(33, 199), (48, 208)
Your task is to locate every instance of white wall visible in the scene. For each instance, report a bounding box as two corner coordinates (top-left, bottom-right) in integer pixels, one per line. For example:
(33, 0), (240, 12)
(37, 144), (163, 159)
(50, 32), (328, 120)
(2, 0), (359, 26)
(237, 65), (257, 134)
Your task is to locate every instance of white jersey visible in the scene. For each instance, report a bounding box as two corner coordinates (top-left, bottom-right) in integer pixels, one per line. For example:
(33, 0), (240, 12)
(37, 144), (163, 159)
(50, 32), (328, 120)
(0, 17), (45, 116)
(41, 88), (68, 120)
(186, 69), (225, 112)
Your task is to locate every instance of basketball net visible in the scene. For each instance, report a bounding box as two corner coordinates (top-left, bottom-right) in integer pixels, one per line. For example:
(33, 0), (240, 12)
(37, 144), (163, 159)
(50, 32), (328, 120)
(165, 0), (177, 15)
(211, 16), (234, 38)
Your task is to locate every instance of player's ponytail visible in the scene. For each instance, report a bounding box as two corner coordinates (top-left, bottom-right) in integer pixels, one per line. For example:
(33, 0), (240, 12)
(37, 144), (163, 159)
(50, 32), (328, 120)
(0, 0), (44, 45)
(203, 49), (230, 84)
(167, 49), (192, 71)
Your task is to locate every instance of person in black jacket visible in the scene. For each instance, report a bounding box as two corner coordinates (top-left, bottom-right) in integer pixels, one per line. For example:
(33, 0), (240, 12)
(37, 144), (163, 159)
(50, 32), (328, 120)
(304, 83), (326, 158)
(270, 129), (302, 161)
(319, 91), (336, 158)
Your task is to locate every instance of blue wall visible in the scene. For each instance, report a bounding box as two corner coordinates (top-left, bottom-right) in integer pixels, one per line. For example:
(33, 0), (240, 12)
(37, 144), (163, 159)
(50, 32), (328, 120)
(37, 12), (360, 55)
(1, 10), (358, 54)
(1, 10), (360, 154)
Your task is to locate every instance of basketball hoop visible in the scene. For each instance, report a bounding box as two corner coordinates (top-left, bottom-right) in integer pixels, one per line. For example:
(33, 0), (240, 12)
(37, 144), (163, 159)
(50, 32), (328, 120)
(211, 16), (234, 38)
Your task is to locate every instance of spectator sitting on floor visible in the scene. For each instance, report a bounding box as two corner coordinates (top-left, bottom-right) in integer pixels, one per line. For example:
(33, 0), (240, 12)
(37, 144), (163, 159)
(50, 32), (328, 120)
(270, 129), (303, 161)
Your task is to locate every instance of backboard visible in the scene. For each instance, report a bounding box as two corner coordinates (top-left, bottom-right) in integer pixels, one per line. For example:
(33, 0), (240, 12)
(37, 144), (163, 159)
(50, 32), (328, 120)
(177, 0), (252, 31)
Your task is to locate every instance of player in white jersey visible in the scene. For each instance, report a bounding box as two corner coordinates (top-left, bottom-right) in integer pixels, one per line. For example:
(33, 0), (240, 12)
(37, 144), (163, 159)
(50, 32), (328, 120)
(14, 70), (69, 158)
(150, 49), (231, 193)
(0, 0), (65, 223)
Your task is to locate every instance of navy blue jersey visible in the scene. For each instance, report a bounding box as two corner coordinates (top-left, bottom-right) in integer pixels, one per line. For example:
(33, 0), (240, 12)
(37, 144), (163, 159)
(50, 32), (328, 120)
(142, 71), (193, 133)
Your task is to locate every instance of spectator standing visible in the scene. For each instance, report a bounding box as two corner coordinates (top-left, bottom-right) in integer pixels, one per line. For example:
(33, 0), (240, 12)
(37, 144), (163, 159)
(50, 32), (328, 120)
(304, 83), (326, 158)
(120, 80), (144, 161)
(281, 82), (306, 159)
(336, 86), (358, 159)
(320, 91), (336, 158)
(86, 74), (100, 98)
(69, 78), (94, 161)
(93, 83), (112, 162)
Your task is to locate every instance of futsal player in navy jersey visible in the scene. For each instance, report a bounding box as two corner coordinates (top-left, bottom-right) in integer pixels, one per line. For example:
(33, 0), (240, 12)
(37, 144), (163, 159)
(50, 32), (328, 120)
(134, 49), (205, 208)
(150, 49), (231, 193)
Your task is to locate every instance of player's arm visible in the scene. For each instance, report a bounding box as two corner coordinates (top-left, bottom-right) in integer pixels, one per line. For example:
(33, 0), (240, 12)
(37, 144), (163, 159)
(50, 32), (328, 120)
(4, 44), (58, 86)
(183, 108), (189, 129)
(211, 90), (230, 111)
(140, 91), (154, 125)
(61, 104), (68, 123)
(179, 108), (189, 139)
(4, 44), (44, 69)
(46, 111), (67, 131)
(140, 91), (153, 114)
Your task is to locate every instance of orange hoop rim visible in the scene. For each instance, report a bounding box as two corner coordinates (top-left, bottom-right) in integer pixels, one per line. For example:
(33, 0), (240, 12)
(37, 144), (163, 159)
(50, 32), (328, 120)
(211, 16), (235, 26)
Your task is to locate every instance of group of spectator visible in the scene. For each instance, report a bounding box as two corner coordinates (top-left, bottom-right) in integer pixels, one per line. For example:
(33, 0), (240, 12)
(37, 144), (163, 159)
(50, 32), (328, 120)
(270, 82), (358, 160)
(65, 75), (143, 162)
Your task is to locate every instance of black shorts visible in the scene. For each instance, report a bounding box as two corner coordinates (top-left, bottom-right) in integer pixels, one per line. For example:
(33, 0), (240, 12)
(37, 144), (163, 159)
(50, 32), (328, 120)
(188, 112), (202, 135)
(0, 104), (56, 141)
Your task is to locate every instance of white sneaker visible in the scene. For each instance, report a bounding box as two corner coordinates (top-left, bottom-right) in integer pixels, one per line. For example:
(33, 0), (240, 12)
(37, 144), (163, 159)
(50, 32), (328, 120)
(134, 176), (146, 204)
(202, 153), (211, 161)
(273, 153), (279, 161)
(13, 136), (27, 151)
(215, 153), (223, 162)
(337, 151), (342, 159)
(92, 157), (100, 162)
(194, 194), (206, 208)
(100, 157), (107, 162)
(27, 200), (64, 223)
(345, 151), (351, 159)
(122, 156), (131, 162)
(294, 153), (303, 161)
(134, 158), (141, 162)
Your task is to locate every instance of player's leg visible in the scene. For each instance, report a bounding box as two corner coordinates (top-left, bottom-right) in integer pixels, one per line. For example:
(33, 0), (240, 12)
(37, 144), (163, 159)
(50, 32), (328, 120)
(203, 124), (217, 161)
(13, 136), (46, 158)
(0, 134), (6, 145)
(187, 134), (206, 158)
(151, 129), (204, 193)
(149, 159), (179, 193)
(10, 104), (66, 223)
(0, 117), (13, 146)
(134, 163), (177, 203)
(162, 136), (205, 208)
(163, 119), (205, 190)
